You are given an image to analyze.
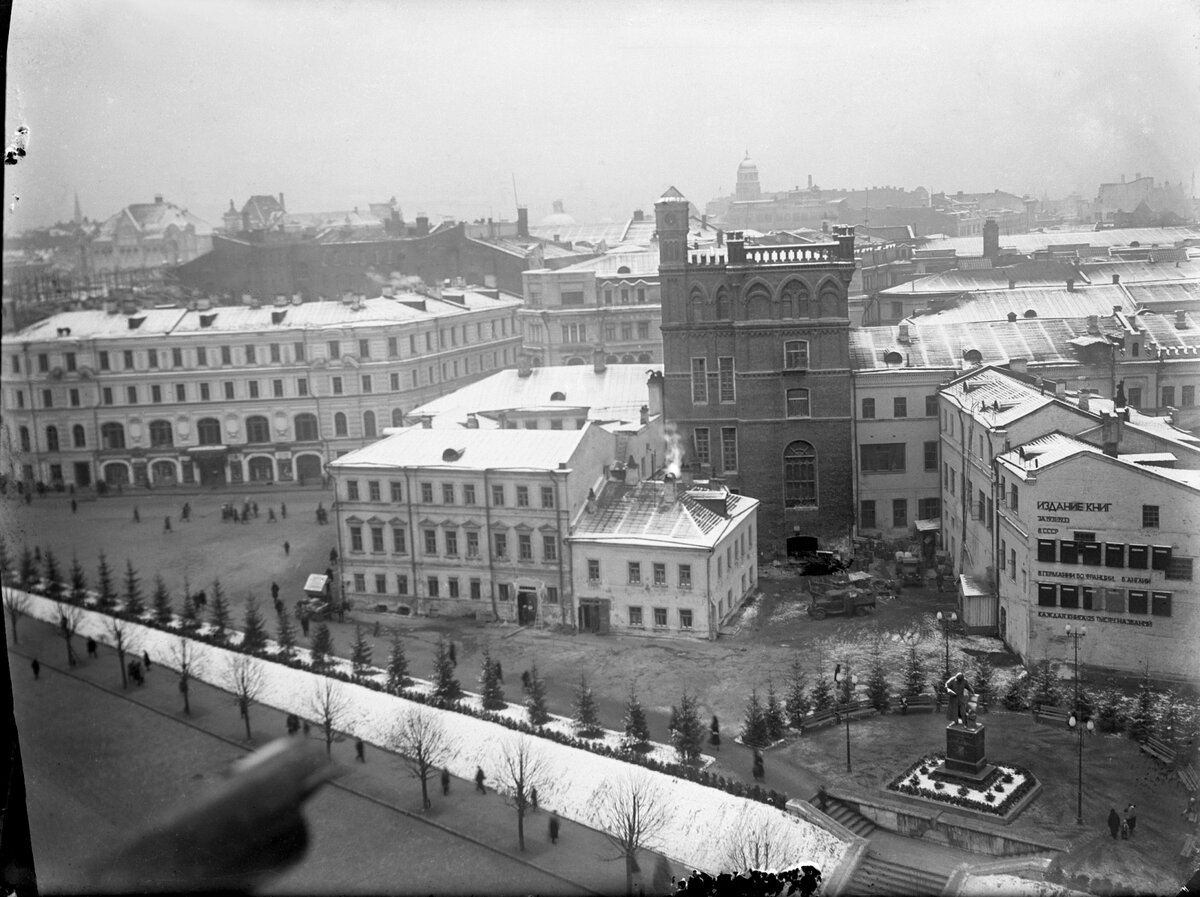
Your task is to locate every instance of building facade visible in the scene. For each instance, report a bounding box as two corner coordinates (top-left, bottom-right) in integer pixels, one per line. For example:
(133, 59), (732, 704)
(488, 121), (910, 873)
(328, 426), (613, 626)
(87, 195), (213, 275)
(1, 291), (522, 490)
(656, 186), (858, 552)
(568, 478), (759, 639)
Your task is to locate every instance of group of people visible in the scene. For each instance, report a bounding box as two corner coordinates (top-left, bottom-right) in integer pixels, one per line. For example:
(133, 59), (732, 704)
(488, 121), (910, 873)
(471, 766), (559, 842)
(221, 500), (284, 524)
(1107, 804), (1138, 840)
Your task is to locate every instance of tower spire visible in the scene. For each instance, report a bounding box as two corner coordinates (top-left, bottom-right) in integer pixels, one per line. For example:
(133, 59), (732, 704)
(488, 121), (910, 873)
(73, 191), (82, 225)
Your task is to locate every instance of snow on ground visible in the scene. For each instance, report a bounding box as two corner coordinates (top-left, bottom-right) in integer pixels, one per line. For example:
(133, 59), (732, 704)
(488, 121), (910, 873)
(959, 873), (1087, 897)
(20, 592), (846, 877)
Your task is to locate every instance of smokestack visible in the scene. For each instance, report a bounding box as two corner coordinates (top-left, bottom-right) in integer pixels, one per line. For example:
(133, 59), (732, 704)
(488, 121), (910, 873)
(593, 348), (606, 374)
(517, 354), (532, 378)
(279, 192), (285, 210)
(1112, 274), (1120, 285)
(517, 206), (528, 238)
(647, 370), (664, 417)
(662, 474), (677, 506)
(1087, 315), (1100, 334)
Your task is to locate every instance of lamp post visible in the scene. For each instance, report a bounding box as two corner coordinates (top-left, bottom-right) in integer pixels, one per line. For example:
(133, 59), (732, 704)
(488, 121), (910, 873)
(1066, 624), (1091, 825)
(834, 663), (858, 773)
(937, 610), (957, 680)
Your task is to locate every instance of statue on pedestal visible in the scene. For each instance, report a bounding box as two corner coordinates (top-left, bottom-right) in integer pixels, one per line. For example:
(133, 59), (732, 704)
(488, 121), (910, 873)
(944, 672), (976, 726)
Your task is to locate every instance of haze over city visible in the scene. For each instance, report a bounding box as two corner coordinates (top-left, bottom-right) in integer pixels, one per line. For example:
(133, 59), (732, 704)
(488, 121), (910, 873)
(6, 0), (1200, 231)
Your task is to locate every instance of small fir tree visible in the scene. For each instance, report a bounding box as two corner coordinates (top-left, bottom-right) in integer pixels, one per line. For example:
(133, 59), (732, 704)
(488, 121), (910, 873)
(837, 666), (854, 705)
(152, 575), (172, 624)
(1094, 689), (1127, 733)
(42, 549), (64, 602)
(866, 648), (891, 713)
(1156, 690), (1182, 755)
(123, 559), (144, 617)
(479, 649), (506, 710)
(181, 589), (200, 630)
(69, 555), (88, 605)
(96, 552), (117, 609)
(1028, 658), (1062, 707)
(209, 579), (231, 642)
(525, 662), (550, 726)
(241, 595), (268, 653)
(903, 644), (927, 696)
(670, 690), (705, 764)
(742, 688), (771, 748)
(1130, 668), (1155, 743)
(18, 545), (37, 592)
(785, 656), (811, 728)
(385, 628), (410, 693)
(276, 608), (298, 661)
(972, 655), (996, 710)
(622, 684), (651, 751)
(431, 637), (461, 704)
(350, 624), (373, 678)
(572, 673), (602, 738)
(1002, 670), (1030, 711)
(309, 623), (334, 673)
(765, 678), (786, 741)
(810, 672), (835, 712)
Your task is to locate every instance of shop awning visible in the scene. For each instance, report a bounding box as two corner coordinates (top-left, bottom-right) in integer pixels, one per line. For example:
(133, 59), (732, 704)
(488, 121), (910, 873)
(186, 445), (228, 454)
(915, 517), (941, 532)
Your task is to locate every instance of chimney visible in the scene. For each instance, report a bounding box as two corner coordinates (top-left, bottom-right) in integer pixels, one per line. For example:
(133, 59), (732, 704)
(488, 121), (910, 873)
(1009, 357), (1027, 374)
(1101, 412), (1119, 456)
(1079, 393), (1091, 412)
(898, 323), (910, 343)
(701, 214), (707, 229)
(517, 206), (528, 237)
(646, 370), (664, 417)
(1066, 278), (1076, 292)
(1112, 274), (1120, 285)
(517, 354), (532, 378)
(465, 413), (479, 429)
(983, 218), (999, 260)
(1007, 311), (1018, 322)
(585, 487), (597, 514)
(624, 456), (640, 486)
(154, 193), (163, 204)
(661, 474), (677, 505)
(1054, 380), (1066, 398)
(640, 405), (649, 425)
(717, 229), (724, 247)
(278, 192), (285, 210)
(416, 214), (429, 236)
(291, 294), (303, 306)
(593, 348), (606, 374)
(808, 174), (813, 189)
(1176, 310), (1188, 329)
(421, 416), (432, 429)
(1087, 315), (1100, 334)
(1008, 279), (1016, 290)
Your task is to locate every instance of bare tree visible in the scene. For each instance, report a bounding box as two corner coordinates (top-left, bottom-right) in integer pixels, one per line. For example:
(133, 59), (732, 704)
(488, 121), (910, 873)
(226, 654), (266, 740)
(388, 706), (453, 810)
(494, 737), (551, 852)
(3, 587), (30, 645)
(106, 616), (138, 688)
(169, 636), (204, 715)
(722, 809), (804, 875)
(57, 602), (83, 667)
(588, 772), (670, 896)
(307, 677), (351, 758)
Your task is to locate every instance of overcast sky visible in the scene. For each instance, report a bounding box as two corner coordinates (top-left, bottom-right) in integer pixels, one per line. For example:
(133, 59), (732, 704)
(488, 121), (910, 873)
(6, 0), (1200, 232)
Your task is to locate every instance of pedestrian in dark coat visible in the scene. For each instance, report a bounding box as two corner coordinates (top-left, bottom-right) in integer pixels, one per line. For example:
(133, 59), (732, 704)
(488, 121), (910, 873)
(521, 670), (531, 692)
(549, 812), (560, 844)
(268, 509), (276, 522)
(710, 715), (721, 749)
(271, 582), (280, 600)
(1107, 807), (1121, 839)
(355, 738), (365, 763)
(87, 637), (97, 658)
(449, 642), (457, 668)
(281, 502), (287, 519)
(286, 714), (300, 736)
(164, 516), (172, 533)
(474, 766), (486, 794)
(71, 499), (77, 514)
(441, 767), (451, 796)
(1124, 804), (1137, 838)
(142, 650), (152, 671)
(31, 659), (40, 679)
(133, 507), (140, 523)
(300, 614), (310, 637)
(252, 502), (259, 518)
(274, 597), (284, 617)
(752, 750), (765, 782)
(283, 541), (290, 556)
(935, 569), (945, 593)
(530, 786), (538, 811)
(329, 547), (338, 564)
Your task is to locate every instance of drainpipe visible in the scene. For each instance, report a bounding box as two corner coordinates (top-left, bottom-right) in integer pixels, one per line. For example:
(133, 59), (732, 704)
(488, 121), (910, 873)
(482, 468), (499, 621)
(991, 452), (1003, 637)
(328, 459), (347, 613)
(551, 468), (572, 631)
(89, 337), (103, 487)
(402, 468), (419, 612)
(22, 344), (42, 485)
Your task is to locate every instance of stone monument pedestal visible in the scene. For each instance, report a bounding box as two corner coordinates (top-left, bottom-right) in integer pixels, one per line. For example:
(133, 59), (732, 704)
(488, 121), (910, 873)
(944, 721), (991, 780)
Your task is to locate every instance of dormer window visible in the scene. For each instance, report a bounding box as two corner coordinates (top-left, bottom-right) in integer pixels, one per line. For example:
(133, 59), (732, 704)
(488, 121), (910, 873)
(964, 349), (983, 364)
(550, 391), (566, 401)
(883, 350), (903, 366)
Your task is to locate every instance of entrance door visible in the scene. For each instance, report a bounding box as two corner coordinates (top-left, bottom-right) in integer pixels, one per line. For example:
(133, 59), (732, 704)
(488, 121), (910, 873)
(579, 601), (599, 633)
(296, 454), (323, 485)
(196, 455), (226, 486)
(517, 589), (537, 625)
(73, 461), (92, 487)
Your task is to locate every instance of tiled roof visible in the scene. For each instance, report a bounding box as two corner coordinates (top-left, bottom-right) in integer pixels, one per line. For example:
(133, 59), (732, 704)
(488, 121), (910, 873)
(909, 284), (1137, 324)
(569, 480), (757, 548)
(921, 226), (1200, 257)
(328, 426), (592, 472)
(408, 364), (662, 430)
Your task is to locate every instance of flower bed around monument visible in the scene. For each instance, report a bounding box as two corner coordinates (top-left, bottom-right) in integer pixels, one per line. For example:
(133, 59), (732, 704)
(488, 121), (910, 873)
(887, 752), (1037, 817)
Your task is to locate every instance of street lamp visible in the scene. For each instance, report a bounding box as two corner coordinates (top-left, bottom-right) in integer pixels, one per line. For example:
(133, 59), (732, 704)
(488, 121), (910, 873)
(937, 610), (958, 680)
(1066, 624), (1091, 825)
(834, 663), (859, 773)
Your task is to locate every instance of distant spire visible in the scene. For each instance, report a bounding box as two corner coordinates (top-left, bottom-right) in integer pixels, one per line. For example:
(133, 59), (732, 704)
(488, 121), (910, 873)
(73, 191), (82, 225)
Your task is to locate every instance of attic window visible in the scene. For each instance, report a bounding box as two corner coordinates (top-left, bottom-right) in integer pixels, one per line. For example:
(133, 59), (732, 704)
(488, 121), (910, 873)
(127, 316), (146, 330)
(616, 265), (631, 274)
(1023, 309), (1038, 319)
(199, 313), (218, 328)
(883, 351), (904, 366)
(964, 349), (983, 364)
(271, 310), (287, 324)
(442, 447), (464, 462)
(550, 391), (566, 401)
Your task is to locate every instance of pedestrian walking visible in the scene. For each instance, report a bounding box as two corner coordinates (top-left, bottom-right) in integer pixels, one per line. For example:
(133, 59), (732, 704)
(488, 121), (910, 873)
(441, 766), (451, 796)
(284, 540), (290, 556)
(302, 719), (311, 738)
(86, 637), (97, 658)
(268, 509), (276, 522)
(300, 614), (310, 637)
(133, 507), (140, 523)
(355, 738), (365, 763)
(449, 642), (457, 668)
(286, 714), (300, 737)
(935, 568), (945, 593)
(752, 750), (765, 782)
(530, 786), (538, 812)
(1124, 804), (1137, 838)
(253, 502), (259, 519)
(143, 650), (152, 671)
(183, 502), (190, 521)
(1107, 807), (1121, 840)
(548, 812), (560, 845)
(274, 597), (284, 617)
(31, 659), (40, 679)
(474, 766), (486, 794)
(329, 547), (338, 564)
(495, 661), (503, 682)
(521, 670), (531, 692)
(24, 492), (32, 506)
(710, 715), (721, 749)
(373, 620), (381, 638)
(71, 498), (77, 514)
(281, 502), (287, 519)
(271, 581), (280, 601)
(164, 516), (173, 533)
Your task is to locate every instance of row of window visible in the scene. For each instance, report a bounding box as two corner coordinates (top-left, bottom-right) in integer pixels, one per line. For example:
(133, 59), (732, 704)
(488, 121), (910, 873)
(1160, 385), (1197, 407)
(526, 286), (650, 308)
(345, 481), (557, 508)
(1035, 582), (1173, 617)
(628, 606), (692, 629)
(347, 524), (559, 563)
(861, 442), (939, 474)
(1034, 538), (1193, 580)
(692, 432), (818, 507)
(860, 497), (941, 529)
(861, 395), (940, 420)
(589, 559), (693, 588)
(347, 570), (558, 604)
(690, 343), (810, 405)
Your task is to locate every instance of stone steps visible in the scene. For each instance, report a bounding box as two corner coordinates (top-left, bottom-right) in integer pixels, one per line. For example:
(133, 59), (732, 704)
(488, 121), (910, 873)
(845, 853), (950, 896)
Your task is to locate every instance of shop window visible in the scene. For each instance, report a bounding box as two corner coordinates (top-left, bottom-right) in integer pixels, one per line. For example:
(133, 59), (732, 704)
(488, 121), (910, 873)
(1105, 543), (1125, 568)
(1059, 540), (1079, 564)
(1103, 588), (1125, 613)
(1037, 583), (1056, 607)
(1037, 540), (1057, 563)
(1151, 545), (1172, 571)
(1166, 557), (1194, 581)
(1127, 544), (1149, 569)
(1081, 587), (1095, 610)
(1080, 542), (1101, 566)
(1127, 590), (1148, 615)
(1151, 592), (1172, 617)
(1059, 585), (1079, 609)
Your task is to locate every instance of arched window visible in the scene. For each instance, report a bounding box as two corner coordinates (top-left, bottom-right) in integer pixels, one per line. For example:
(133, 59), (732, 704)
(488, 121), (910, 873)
(72, 424), (86, 448)
(334, 412), (348, 436)
(246, 415), (270, 443)
(786, 388), (811, 418)
(294, 413), (319, 441)
(784, 340), (809, 370)
(621, 354), (635, 363)
(744, 284), (772, 320)
(100, 422), (126, 450)
(19, 426), (30, 452)
(550, 391), (566, 401)
(688, 288), (706, 324)
(391, 408), (404, 427)
(606, 354), (619, 364)
(616, 265), (631, 274)
(638, 353), (652, 363)
(149, 419), (173, 447)
(565, 357), (585, 366)
(784, 441), (818, 508)
(197, 418), (221, 445)
(363, 410), (377, 438)
(781, 280), (809, 318)
(715, 288), (731, 320)
(964, 349), (983, 364)
(884, 351), (904, 367)
(46, 426), (59, 452)
(1023, 309), (1037, 319)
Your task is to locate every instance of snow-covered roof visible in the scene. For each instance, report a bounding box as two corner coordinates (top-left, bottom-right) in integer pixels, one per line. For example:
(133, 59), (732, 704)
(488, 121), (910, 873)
(328, 426), (594, 472)
(569, 480), (757, 549)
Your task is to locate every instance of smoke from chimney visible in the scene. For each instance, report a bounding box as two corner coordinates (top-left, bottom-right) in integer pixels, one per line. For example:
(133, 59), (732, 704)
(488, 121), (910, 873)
(663, 422), (684, 479)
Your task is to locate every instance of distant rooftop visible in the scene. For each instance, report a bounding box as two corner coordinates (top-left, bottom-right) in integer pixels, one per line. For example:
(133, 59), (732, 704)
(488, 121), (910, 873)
(999, 432), (1200, 491)
(921, 226), (1200, 257)
(328, 425), (593, 472)
(907, 284), (1138, 324)
(569, 480), (757, 549)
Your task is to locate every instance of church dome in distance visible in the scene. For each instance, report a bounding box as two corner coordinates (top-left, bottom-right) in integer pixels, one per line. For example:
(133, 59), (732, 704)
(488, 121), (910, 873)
(540, 200), (577, 228)
(738, 152), (758, 173)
